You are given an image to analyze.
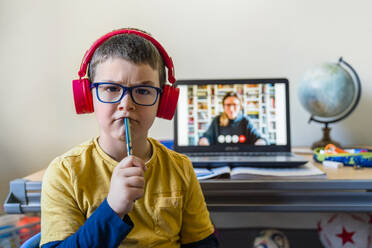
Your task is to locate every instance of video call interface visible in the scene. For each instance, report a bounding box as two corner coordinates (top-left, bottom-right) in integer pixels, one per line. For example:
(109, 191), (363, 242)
(176, 82), (287, 147)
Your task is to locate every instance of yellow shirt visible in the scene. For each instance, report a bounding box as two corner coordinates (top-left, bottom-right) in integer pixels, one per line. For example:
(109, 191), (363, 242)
(40, 137), (214, 247)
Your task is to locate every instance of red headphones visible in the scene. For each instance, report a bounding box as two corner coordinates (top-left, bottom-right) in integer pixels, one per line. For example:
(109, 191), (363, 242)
(72, 29), (179, 120)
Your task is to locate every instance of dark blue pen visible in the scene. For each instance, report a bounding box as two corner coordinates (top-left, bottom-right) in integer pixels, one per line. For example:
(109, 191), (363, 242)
(124, 117), (132, 156)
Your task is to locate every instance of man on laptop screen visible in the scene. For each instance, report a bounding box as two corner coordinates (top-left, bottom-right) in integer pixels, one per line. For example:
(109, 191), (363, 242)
(198, 91), (270, 146)
(174, 79), (307, 167)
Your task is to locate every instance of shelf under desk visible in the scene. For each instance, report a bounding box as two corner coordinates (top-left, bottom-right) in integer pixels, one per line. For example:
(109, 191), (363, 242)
(4, 148), (372, 213)
(201, 179), (372, 212)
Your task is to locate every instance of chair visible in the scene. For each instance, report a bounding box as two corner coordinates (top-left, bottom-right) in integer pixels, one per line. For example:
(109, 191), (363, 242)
(20, 232), (40, 248)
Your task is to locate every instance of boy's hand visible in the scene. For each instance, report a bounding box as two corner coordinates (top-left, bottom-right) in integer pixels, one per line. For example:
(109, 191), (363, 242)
(107, 155), (147, 219)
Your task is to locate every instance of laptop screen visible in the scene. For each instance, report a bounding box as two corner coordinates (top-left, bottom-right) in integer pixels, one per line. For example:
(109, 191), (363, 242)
(174, 79), (291, 153)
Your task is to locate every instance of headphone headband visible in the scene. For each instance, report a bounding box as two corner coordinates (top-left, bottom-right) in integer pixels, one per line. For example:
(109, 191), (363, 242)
(73, 28), (179, 119)
(77, 29), (175, 84)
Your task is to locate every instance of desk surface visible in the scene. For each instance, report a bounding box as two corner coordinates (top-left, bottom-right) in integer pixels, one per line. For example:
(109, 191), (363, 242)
(292, 147), (372, 180)
(199, 147), (372, 212)
(6, 146), (372, 213)
(24, 147), (372, 181)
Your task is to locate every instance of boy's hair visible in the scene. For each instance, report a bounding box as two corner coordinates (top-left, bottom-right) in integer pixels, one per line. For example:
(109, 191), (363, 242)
(88, 30), (166, 88)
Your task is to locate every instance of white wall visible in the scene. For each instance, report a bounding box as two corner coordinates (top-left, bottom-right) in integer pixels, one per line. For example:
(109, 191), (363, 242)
(1, 0), (371, 203)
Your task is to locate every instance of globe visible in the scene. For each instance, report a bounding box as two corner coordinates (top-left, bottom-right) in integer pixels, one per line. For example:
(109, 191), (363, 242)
(299, 63), (355, 118)
(298, 57), (361, 149)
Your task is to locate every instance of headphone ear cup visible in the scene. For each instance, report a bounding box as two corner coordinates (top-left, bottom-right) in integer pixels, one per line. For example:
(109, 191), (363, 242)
(72, 78), (94, 114)
(157, 85), (179, 120)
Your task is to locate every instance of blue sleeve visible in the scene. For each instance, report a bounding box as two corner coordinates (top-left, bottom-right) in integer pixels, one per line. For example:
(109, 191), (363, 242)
(41, 198), (133, 248)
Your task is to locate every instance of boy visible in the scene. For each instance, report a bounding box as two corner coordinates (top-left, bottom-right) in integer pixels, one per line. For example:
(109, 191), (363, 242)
(40, 29), (219, 247)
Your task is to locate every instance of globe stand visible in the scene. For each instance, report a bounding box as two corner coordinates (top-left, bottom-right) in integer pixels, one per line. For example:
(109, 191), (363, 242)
(311, 124), (341, 149)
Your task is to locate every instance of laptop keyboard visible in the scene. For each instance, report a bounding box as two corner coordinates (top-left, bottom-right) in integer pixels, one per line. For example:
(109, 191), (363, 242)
(185, 152), (292, 157)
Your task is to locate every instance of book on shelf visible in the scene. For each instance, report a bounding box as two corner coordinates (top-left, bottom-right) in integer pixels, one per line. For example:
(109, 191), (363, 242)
(194, 162), (327, 180)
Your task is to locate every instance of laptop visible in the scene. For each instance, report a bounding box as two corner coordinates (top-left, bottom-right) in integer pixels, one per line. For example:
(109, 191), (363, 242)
(173, 78), (308, 168)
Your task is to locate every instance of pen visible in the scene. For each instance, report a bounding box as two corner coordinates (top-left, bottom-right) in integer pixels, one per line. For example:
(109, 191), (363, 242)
(124, 117), (132, 156)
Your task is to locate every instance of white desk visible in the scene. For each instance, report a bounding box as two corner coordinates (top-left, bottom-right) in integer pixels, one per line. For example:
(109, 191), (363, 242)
(4, 148), (372, 213)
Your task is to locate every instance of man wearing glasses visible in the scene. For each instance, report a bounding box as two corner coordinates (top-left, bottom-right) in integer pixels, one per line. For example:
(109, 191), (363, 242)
(199, 91), (268, 146)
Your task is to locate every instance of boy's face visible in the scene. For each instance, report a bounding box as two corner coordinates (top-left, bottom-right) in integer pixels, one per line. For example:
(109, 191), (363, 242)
(92, 58), (160, 143)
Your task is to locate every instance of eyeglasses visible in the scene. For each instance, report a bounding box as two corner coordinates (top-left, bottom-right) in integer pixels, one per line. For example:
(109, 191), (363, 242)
(91, 82), (162, 106)
(223, 103), (240, 108)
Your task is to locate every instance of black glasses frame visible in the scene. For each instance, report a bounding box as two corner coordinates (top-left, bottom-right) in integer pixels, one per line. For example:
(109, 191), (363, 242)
(91, 82), (162, 106)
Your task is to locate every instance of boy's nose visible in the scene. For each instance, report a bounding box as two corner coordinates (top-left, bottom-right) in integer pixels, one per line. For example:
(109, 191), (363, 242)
(118, 93), (135, 111)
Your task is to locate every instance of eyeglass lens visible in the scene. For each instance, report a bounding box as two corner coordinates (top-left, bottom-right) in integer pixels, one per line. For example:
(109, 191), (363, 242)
(224, 104), (239, 108)
(96, 84), (159, 105)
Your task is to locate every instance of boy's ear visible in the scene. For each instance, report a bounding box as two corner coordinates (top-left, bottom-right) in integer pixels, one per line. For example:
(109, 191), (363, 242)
(156, 85), (179, 120)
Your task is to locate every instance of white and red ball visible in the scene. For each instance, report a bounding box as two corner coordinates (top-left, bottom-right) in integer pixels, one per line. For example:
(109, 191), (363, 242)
(318, 213), (372, 248)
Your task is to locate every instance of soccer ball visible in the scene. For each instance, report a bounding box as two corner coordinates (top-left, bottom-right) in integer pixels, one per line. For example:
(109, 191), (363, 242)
(253, 229), (290, 248)
(318, 213), (372, 248)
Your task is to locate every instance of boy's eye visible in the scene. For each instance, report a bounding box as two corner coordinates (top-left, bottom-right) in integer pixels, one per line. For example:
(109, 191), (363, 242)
(102, 85), (121, 92)
(134, 87), (151, 95)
